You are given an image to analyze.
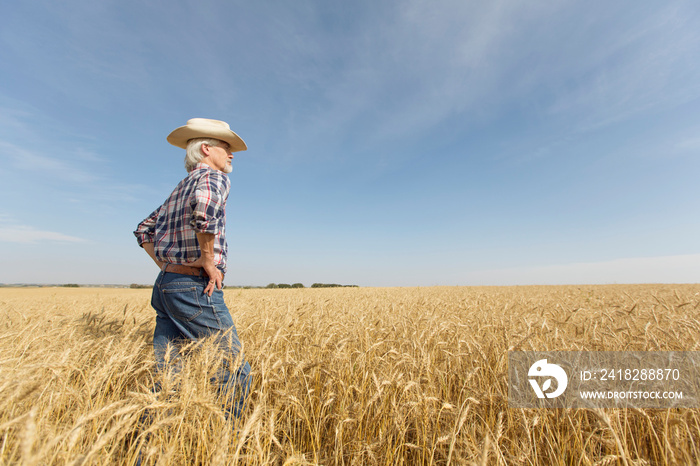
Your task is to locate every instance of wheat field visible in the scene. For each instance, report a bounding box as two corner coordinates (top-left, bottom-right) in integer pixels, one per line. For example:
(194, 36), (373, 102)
(1, 284), (699, 465)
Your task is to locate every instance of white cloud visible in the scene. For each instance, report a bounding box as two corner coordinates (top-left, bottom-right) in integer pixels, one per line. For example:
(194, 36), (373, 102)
(0, 127), (146, 203)
(0, 224), (85, 243)
(542, 5), (700, 131)
(675, 135), (700, 152)
(464, 254), (700, 286)
(0, 140), (99, 185)
(254, 1), (700, 167)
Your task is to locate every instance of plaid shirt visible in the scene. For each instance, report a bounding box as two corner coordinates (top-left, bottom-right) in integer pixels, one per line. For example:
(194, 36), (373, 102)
(134, 163), (230, 273)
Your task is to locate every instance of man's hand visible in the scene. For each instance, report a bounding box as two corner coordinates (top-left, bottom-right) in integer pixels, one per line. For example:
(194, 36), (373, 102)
(197, 260), (223, 297)
(187, 233), (222, 296)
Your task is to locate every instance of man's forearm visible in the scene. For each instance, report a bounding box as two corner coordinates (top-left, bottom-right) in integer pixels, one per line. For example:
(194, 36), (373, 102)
(196, 233), (217, 265)
(142, 242), (164, 269)
(195, 233), (223, 294)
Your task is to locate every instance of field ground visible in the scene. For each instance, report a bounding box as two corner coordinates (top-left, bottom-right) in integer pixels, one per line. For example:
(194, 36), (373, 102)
(1, 284), (699, 465)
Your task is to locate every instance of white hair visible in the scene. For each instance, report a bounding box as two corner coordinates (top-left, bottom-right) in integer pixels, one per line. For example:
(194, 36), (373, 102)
(184, 138), (225, 172)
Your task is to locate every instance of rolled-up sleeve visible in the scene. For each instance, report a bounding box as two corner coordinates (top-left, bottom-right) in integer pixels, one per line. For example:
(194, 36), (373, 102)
(134, 207), (160, 247)
(190, 172), (229, 235)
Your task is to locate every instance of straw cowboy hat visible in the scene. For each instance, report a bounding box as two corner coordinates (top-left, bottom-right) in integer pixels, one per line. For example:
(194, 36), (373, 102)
(167, 118), (247, 152)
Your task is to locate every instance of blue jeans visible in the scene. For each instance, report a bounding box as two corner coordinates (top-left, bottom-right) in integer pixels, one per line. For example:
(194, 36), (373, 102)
(150, 271), (251, 418)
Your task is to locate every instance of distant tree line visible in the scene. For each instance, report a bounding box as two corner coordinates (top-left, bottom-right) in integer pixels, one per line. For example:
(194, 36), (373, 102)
(262, 283), (359, 289)
(54, 283), (362, 290)
(310, 283), (359, 288)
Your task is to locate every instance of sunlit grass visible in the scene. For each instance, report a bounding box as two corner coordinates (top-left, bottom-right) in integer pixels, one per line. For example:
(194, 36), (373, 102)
(1, 284), (699, 464)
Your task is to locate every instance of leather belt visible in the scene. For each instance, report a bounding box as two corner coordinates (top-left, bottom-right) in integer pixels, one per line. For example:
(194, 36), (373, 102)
(161, 263), (222, 280)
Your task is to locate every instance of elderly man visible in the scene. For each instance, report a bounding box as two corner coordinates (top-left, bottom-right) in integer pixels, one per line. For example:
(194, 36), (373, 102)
(134, 118), (251, 418)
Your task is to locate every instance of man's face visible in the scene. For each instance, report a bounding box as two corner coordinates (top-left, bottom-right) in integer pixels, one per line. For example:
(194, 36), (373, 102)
(203, 141), (233, 173)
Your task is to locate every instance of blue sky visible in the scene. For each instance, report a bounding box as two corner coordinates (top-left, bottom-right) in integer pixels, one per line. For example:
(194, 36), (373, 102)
(0, 0), (698, 286)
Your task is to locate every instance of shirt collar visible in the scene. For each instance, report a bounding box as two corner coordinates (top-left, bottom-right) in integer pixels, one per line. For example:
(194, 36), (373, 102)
(193, 162), (213, 172)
